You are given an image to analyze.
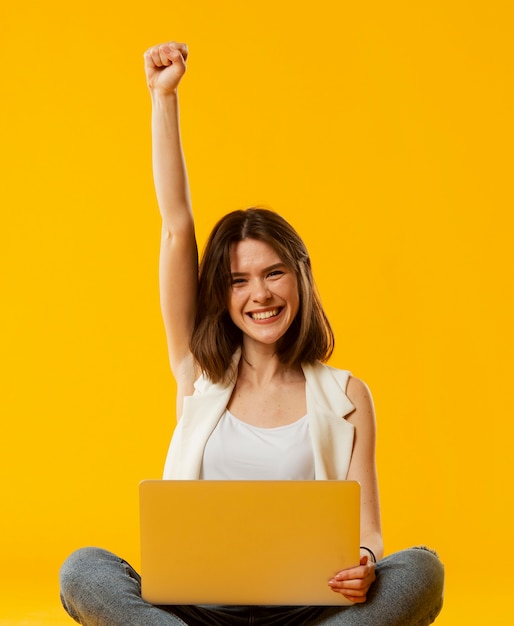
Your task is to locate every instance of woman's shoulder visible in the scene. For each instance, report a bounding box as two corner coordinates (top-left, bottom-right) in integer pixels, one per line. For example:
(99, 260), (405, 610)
(304, 360), (352, 387)
(346, 375), (372, 401)
(311, 361), (371, 396)
(345, 376), (375, 427)
(305, 361), (374, 417)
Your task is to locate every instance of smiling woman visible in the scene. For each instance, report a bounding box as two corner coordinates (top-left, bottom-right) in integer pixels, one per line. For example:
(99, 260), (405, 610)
(190, 208), (334, 383)
(58, 41), (445, 626)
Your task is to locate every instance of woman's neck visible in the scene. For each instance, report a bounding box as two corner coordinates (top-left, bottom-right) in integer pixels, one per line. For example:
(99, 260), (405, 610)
(239, 343), (303, 387)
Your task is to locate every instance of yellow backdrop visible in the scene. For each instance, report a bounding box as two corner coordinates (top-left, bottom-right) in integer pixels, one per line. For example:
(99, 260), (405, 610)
(1, 1), (513, 624)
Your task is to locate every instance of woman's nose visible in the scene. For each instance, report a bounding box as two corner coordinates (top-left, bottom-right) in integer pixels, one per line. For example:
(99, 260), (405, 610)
(251, 279), (271, 302)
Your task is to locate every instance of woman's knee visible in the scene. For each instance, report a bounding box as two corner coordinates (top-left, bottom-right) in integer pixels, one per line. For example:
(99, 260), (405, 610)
(60, 548), (122, 610)
(404, 546), (444, 594)
(375, 546), (444, 623)
(60, 547), (141, 624)
(394, 546), (444, 618)
(60, 547), (113, 587)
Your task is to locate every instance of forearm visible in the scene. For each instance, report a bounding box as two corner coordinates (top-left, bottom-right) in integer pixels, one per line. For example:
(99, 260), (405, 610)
(151, 90), (192, 235)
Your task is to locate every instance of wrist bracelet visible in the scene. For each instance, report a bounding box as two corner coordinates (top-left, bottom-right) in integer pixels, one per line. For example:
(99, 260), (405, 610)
(360, 546), (377, 563)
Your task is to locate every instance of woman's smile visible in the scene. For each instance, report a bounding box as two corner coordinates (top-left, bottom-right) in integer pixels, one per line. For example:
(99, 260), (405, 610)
(247, 307), (283, 321)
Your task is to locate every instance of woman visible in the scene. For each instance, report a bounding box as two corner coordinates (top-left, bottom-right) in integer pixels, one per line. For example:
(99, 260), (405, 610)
(59, 42), (444, 625)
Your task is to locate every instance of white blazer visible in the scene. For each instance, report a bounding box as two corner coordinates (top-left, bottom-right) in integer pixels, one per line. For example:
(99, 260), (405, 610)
(163, 352), (356, 480)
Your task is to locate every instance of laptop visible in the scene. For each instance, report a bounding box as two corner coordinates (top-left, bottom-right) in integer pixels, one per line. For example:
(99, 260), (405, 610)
(139, 480), (360, 606)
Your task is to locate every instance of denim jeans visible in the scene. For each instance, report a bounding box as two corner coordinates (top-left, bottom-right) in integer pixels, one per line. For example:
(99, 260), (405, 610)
(60, 546), (443, 625)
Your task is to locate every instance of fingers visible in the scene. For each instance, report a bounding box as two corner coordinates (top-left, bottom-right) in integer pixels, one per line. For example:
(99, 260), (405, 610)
(144, 42), (188, 70)
(332, 561), (375, 582)
(172, 42), (188, 62)
(328, 562), (376, 602)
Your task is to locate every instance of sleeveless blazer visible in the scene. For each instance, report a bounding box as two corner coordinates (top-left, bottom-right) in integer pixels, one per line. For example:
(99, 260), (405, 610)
(163, 350), (355, 480)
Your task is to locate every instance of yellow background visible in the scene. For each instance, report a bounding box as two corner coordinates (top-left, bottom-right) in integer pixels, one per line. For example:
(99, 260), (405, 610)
(1, 1), (513, 623)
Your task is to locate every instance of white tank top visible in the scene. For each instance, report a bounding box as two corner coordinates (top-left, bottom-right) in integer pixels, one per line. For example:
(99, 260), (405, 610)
(200, 410), (315, 480)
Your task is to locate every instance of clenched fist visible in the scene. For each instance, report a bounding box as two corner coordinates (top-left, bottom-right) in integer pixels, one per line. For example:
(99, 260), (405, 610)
(144, 42), (188, 95)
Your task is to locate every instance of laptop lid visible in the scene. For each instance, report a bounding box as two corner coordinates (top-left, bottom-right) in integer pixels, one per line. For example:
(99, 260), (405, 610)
(139, 480), (360, 606)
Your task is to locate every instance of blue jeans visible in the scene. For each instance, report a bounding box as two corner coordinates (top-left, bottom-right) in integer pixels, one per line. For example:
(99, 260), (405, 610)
(60, 546), (443, 625)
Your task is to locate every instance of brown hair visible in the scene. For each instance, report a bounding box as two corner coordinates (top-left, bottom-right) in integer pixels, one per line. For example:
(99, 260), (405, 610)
(190, 208), (334, 382)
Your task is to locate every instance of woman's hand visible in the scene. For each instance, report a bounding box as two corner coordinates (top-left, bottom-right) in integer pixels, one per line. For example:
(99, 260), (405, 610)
(328, 555), (376, 603)
(144, 42), (188, 95)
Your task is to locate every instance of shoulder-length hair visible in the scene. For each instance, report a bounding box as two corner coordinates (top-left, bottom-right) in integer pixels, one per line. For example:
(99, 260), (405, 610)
(190, 208), (334, 382)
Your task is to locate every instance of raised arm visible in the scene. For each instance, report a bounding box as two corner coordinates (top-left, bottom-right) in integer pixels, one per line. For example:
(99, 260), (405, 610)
(144, 42), (198, 396)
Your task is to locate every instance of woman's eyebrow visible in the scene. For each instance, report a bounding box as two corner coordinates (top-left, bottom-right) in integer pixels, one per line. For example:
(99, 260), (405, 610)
(230, 262), (287, 278)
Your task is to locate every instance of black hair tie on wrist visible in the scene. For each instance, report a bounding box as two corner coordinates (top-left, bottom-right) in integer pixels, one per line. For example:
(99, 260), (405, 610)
(360, 546), (377, 563)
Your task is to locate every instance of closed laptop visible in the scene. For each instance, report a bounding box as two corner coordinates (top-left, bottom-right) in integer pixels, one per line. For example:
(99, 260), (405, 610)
(139, 479), (360, 606)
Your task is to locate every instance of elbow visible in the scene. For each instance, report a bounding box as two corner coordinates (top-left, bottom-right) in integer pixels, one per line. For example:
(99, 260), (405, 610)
(160, 216), (195, 244)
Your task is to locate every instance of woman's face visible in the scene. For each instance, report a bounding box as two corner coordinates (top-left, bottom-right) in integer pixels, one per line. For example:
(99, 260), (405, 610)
(227, 238), (300, 350)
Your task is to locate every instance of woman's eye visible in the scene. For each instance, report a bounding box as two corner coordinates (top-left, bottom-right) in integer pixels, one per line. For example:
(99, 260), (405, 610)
(268, 271), (284, 278)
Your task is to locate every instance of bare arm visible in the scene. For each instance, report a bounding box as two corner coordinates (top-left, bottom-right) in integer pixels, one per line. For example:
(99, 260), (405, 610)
(328, 376), (383, 602)
(144, 43), (198, 399)
(346, 376), (383, 560)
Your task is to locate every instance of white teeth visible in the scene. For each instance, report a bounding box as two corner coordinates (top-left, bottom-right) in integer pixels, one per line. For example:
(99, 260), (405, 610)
(250, 309), (279, 321)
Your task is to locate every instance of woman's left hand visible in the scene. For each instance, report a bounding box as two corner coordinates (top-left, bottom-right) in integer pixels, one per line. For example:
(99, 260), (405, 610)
(328, 555), (376, 603)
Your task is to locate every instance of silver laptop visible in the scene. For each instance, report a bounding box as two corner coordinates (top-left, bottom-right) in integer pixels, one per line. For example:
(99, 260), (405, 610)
(139, 479), (360, 606)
